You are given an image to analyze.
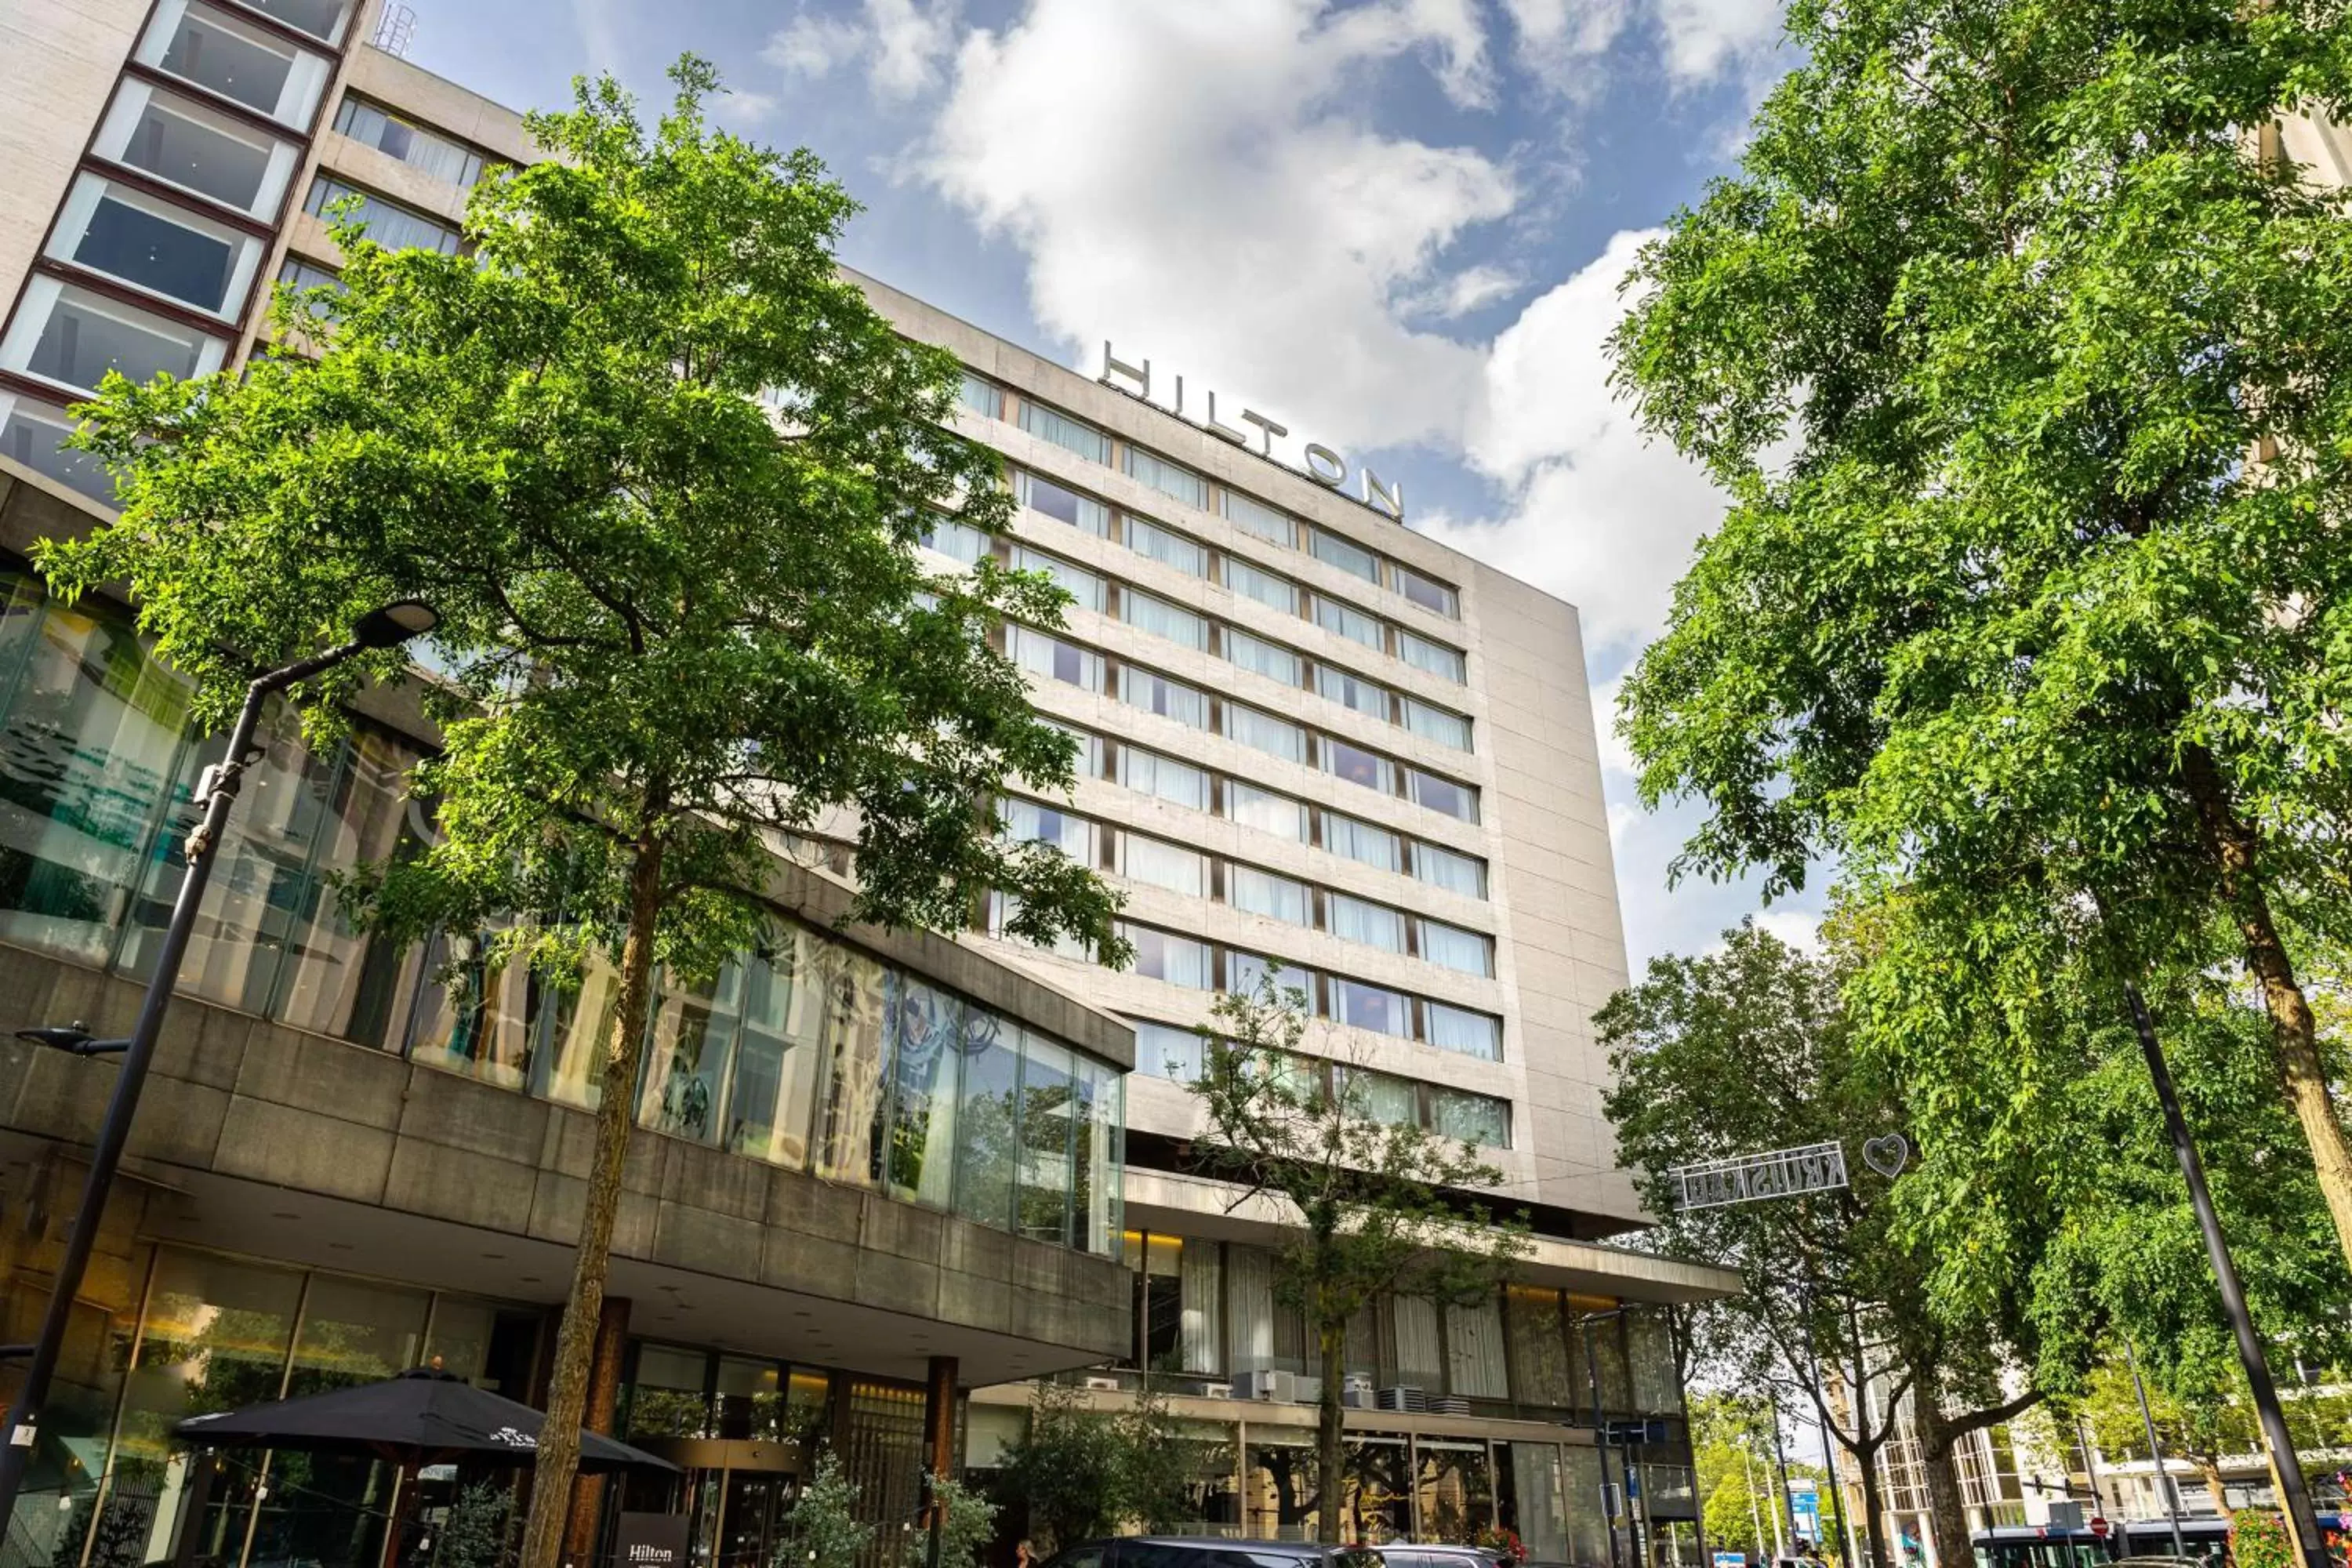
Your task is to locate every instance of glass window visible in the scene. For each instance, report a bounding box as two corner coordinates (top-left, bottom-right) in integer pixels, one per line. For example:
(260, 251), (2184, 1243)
(1627, 1311), (1682, 1414)
(1018, 1031), (1079, 1244)
(1315, 596), (1385, 649)
(1411, 840), (1486, 898)
(1119, 746), (1209, 811)
(1018, 401), (1111, 464)
(1127, 517), (1207, 576)
(1310, 528), (1380, 583)
(1229, 866), (1308, 926)
(56, 177), (256, 315)
(0, 402), (115, 504)
(1120, 833), (1207, 897)
(923, 515), (989, 565)
(712, 1354), (786, 1441)
(1408, 767), (1479, 822)
(1120, 667), (1207, 729)
(637, 961), (742, 1145)
(1404, 699), (1472, 751)
(1229, 951), (1313, 1004)
(1397, 566), (1461, 619)
(1132, 1019), (1204, 1081)
(1447, 1298), (1508, 1399)
(1316, 664), (1391, 720)
(1432, 1087), (1510, 1148)
(1223, 490), (1294, 546)
(807, 942), (889, 1185)
(277, 253), (342, 314)
(724, 927), (822, 1169)
(1221, 702), (1304, 763)
(1320, 811), (1401, 872)
(102, 85), (286, 215)
(953, 1008), (1020, 1227)
(1011, 545), (1105, 613)
(9, 282), (214, 398)
(1007, 624), (1102, 691)
(304, 176), (463, 254)
(1506, 1287), (1573, 1408)
(1125, 447), (1208, 509)
(1228, 782), (1306, 842)
(1341, 1067), (1418, 1128)
(242, 0), (350, 42)
(1327, 893), (1405, 953)
(1418, 919), (1493, 976)
(1223, 555), (1299, 615)
(333, 96), (483, 185)
(958, 371), (1004, 419)
(1125, 924), (1214, 989)
(1123, 589), (1208, 650)
(524, 947), (621, 1109)
(1225, 628), (1300, 687)
(1324, 738), (1392, 793)
(151, 5), (304, 120)
(1399, 630), (1467, 684)
(1017, 470), (1110, 535)
(627, 1343), (712, 1439)
(1330, 978), (1408, 1036)
(1425, 1002), (1501, 1061)
(1073, 1054), (1123, 1255)
(1043, 718), (1105, 782)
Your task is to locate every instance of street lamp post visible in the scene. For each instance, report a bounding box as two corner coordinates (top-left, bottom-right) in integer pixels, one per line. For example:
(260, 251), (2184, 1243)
(0, 603), (437, 1532)
(2123, 1338), (2186, 1560)
(2124, 984), (2328, 1568)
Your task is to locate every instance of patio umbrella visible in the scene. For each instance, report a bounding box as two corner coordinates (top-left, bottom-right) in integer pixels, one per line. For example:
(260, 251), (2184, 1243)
(176, 1365), (676, 1568)
(173, 1364), (676, 1473)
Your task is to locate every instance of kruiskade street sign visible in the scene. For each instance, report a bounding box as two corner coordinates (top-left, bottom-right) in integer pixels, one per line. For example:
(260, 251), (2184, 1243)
(1671, 1141), (1849, 1211)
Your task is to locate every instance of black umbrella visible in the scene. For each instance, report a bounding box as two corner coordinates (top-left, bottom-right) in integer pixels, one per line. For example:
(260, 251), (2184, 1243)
(174, 1365), (677, 1474)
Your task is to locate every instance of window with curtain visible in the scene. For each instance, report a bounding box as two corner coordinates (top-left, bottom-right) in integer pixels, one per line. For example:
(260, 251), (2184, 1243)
(1314, 596), (1384, 648)
(1432, 1087), (1510, 1149)
(922, 517), (988, 564)
(1127, 517), (1207, 576)
(958, 372), (1004, 419)
(1012, 545), (1105, 613)
(1506, 1287), (1573, 1408)
(1446, 1294), (1508, 1398)
(1398, 630), (1468, 683)
(333, 96), (483, 185)
(1330, 978), (1408, 1036)
(1316, 664), (1392, 720)
(1341, 1067), (1417, 1127)
(1125, 447), (1209, 509)
(1390, 1294), (1444, 1388)
(1229, 952), (1313, 1003)
(303, 176), (460, 253)
(1123, 589), (1209, 650)
(1007, 624), (1102, 691)
(1321, 811), (1401, 872)
(1222, 702), (1305, 762)
(1327, 892), (1405, 953)
(1418, 919), (1494, 976)
(1121, 667), (1207, 728)
(1224, 554), (1300, 615)
(1229, 782), (1307, 841)
(1627, 1311), (1683, 1414)
(1001, 797), (1096, 863)
(1223, 490), (1294, 546)
(1119, 833), (1207, 897)
(1132, 1019), (1205, 1080)
(1226, 1244), (1278, 1374)
(1229, 865), (1308, 925)
(1018, 470), (1112, 534)
(1403, 699), (1472, 751)
(1181, 1240), (1224, 1373)
(1411, 840), (1487, 898)
(1408, 766), (1479, 822)
(1225, 627), (1301, 687)
(1018, 401), (1111, 463)
(1396, 566), (1460, 618)
(1324, 738), (1392, 793)
(1125, 924), (1214, 989)
(1310, 528), (1380, 583)
(1119, 746), (1210, 811)
(1425, 1002), (1501, 1061)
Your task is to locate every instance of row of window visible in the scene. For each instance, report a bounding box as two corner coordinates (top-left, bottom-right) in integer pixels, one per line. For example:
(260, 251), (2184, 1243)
(1127, 1018), (1510, 1146)
(1047, 720), (1488, 899)
(945, 466), (1466, 688)
(0, 569), (1123, 1253)
(935, 506), (1472, 752)
(960, 373), (1463, 621)
(1007, 623), (1479, 825)
(302, 173), (463, 253)
(984, 898), (1504, 1062)
(1004, 797), (1494, 977)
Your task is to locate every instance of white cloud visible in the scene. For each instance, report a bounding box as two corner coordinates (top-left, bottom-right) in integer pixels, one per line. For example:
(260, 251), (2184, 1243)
(1407, 263), (1525, 319)
(1653, 0), (1786, 85)
(919, 0), (1515, 456)
(1502, 0), (1784, 93)
(763, 0), (960, 102)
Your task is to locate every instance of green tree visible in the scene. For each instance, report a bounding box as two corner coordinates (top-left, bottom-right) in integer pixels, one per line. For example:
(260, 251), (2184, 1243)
(1189, 979), (1528, 1544)
(435, 1481), (514, 1568)
(924, 1475), (998, 1568)
(1693, 1393), (1788, 1561)
(51, 59), (1123, 1568)
(1600, 923), (2040, 1568)
(991, 1380), (1218, 1552)
(1610, 0), (2352, 1276)
(778, 1454), (873, 1568)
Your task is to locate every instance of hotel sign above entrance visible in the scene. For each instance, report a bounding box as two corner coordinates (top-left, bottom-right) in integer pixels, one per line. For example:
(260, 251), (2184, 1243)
(1098, 341), (1405, 523)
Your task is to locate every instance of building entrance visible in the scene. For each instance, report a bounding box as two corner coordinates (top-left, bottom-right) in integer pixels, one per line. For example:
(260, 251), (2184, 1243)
(619, 1440), (802, 1568)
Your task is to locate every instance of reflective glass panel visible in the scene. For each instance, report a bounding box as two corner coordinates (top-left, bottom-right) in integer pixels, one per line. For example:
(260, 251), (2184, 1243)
(638, 961), (742, 1145)
(1330, 977), (1407, 1036)
(1018, 470), (1110, 535)
(807, 941), (888, 1185)
(723, 927), (820, 1169)
(954, 1007), (1020, 1229)
(1017, 1031), (1077, 1244)
(883, 972), (964, 1207)
(73, 190), (240, 312)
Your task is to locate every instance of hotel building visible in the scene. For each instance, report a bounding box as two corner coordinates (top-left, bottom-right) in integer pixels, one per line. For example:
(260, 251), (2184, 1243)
(0, 5), (1738, 1568)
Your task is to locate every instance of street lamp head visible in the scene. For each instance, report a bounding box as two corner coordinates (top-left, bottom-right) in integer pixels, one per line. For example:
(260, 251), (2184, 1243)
(353, 600), (441, 650)
(15, 1022), (94, 1052)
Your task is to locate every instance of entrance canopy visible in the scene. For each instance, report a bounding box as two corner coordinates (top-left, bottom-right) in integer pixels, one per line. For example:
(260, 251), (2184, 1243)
(176, 1365), (677, 1473)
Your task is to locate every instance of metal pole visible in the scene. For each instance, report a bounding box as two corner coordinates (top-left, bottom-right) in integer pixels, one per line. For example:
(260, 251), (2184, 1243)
(1769, 1393), (1797, 1558)
(2124, 1338), (2187, 1559)
(1746, 1439), (1772, 1559)
(1585, 1313), (1625, 1568)
(2125, 985), (2328, 1568)
(1806, 1342), (1852, 1568)
(0, 641), (364, 1530)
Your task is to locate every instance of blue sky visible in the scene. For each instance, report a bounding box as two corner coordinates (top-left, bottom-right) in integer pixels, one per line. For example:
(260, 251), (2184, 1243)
(397, 0), (1822, 971)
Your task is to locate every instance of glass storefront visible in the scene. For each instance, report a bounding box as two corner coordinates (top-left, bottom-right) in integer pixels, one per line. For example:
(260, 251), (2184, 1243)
(0, 568), (1125, 1257)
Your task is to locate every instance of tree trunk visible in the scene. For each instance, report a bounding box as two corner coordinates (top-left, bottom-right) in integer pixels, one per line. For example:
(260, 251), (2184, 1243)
(1316, 1323), (1346, 1544)
(517, 817), (667, 1568)
(1854, 1445), (1893, 1568)
(2193, 1456), (2232, 1520)
(2180, 743), (2352, 1276)
(1911, 1400), (1974, 1568)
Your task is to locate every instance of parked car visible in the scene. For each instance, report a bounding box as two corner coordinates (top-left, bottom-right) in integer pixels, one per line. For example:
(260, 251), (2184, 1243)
(1370, 1544), (1513, 1568)
(1041, 1539), (1384, 1568)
